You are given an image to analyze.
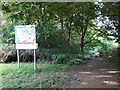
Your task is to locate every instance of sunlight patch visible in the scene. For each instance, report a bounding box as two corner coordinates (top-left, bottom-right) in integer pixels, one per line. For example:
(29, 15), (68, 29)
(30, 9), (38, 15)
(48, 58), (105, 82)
(92, 75), (112, 78)
(107, 71), (120, 74)
(103, 81), (119, 86)
(81, 82), (88, 85)
(79, 72), (92, 74)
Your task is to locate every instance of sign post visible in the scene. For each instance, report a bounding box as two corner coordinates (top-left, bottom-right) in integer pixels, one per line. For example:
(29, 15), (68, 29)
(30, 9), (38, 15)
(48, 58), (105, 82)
(34, 49), (36, 70)
(15, 25), (38, 70)
(17, 49), (20, 68)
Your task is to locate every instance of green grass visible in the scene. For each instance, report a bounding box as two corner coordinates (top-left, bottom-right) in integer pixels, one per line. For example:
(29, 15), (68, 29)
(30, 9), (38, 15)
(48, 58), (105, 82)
(1, 62), (77, 88)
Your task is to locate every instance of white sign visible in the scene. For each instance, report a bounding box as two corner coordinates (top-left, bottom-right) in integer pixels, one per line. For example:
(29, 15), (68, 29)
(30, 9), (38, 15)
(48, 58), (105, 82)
(15, 25), (36, 44)
(16, 43), (38, 49)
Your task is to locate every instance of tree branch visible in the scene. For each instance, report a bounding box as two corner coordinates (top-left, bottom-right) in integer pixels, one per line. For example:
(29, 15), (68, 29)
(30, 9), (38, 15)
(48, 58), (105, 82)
(14, 2), (24, 6)
(84, 31), (98, 45)
(84, 38), (95, 46)
(89, 23), (107, 36)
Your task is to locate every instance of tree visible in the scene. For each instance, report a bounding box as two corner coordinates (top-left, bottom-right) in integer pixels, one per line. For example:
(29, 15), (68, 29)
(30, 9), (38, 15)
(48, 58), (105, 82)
(2, 2), (118, 54)
(100, 2), (120, 44)
(72, 2), (100, 52)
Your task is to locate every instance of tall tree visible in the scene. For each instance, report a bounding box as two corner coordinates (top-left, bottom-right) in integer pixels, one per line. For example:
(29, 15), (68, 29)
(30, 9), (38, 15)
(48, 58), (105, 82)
(73, 2), (100, 52)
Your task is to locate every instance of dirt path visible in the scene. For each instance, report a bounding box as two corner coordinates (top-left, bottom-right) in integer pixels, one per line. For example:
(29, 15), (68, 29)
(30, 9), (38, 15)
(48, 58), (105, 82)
(66, 57), (120, 88)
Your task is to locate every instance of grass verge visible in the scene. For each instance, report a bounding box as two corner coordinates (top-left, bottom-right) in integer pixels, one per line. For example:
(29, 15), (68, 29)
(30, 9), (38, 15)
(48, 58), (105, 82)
(1, 62), (81, 88)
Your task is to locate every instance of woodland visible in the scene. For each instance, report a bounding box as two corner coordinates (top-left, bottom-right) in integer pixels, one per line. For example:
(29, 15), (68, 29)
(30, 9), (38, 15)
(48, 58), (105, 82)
(0, 2), (120, 88)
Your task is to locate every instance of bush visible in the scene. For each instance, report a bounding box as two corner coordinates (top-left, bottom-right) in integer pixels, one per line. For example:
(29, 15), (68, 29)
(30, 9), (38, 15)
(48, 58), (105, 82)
(52, 53), (91, 65)
(0, 45), (17, 62)
(108, 47), (120, 70)
(0, 45), (53, 63)
(53, 54), (71, 64)
(1, 24), (15, 44)
(67, 58), (85, 65)
(0, 44), (92, 65)
(84, 55), (92, 60)
(36, 48), (53, 62)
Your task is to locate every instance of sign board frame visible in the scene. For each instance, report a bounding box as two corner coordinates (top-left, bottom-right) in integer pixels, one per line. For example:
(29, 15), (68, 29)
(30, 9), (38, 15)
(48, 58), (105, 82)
(15, 25), (37, 70)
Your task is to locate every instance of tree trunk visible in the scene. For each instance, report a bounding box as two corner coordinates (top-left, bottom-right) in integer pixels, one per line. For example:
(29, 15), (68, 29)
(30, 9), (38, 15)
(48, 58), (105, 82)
(81, 36), (84, 53)
(80, 17), (89, 53)
(81, 43), (84, 53)
(68, 22), (72, 45)
(68, 28), (71, 45)
(42, 36), (45, 48)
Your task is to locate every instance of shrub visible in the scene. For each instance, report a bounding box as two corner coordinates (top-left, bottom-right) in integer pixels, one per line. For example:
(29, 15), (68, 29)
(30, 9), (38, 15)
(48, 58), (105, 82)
(36, 48), (53, 62)
(0, 45), (53, 63)
(53, 54), (71, 64)
(1, 24), (15, 44)
(0, 44), (91, 65)
(0, 44), (17, 62)
(108, 47), (120, 70)
(67, 58), (85, 65)
(52, 53), (90, 65)
(84, 55), (92, 60)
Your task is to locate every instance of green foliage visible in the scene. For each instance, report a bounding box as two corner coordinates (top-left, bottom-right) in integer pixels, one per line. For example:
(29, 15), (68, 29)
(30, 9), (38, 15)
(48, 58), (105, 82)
(84, 54), (92, 60)
(108, 47), (120, 70)
(36, 20), (58, 47)
(1, 2), (101, 48)
(52, 53), (91, 65)
(97, 43), (117, 58)
(67, 59), (85, 65)
(53, 54), (71, 64)
(1, 24), (15, 44)
(50, 44), (81, 54)
(109, 55), (119, 68)
(48, 30), (68, 48)
(100, 2), (119, 44)
(38, 59), (48, 64)
(1, 2), (119, 66)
